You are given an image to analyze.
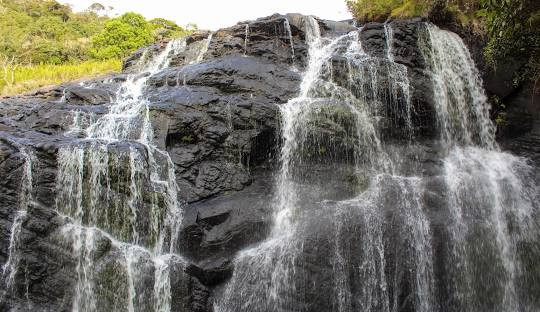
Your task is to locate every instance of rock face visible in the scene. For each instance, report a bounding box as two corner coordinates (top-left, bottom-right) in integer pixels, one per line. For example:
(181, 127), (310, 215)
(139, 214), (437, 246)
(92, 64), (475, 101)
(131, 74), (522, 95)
(0, 14), (538, 312)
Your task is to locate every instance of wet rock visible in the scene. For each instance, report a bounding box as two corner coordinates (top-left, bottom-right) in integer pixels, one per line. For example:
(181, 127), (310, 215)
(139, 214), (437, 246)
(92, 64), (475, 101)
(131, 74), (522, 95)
(0, 13), (538, 312)
(64, 86), (113, 105)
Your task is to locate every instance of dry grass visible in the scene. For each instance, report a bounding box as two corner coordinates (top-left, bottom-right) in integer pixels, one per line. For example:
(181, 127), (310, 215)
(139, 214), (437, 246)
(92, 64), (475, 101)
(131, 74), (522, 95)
(1, 59), (121, 96)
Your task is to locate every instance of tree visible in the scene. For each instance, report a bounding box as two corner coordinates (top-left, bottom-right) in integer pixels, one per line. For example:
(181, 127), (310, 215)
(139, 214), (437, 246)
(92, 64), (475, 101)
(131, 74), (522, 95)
(91, 12), (154, 59)
(1, 53), (20, 86)
(149, 18), (191, 40)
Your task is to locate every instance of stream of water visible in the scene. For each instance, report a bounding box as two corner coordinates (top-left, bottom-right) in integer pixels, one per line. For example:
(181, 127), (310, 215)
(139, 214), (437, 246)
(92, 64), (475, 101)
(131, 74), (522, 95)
(214, 18), (538, 312)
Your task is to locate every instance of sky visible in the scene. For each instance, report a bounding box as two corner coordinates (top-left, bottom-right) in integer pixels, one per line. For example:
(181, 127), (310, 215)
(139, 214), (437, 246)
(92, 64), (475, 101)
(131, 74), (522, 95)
(59, 0), (352, 30)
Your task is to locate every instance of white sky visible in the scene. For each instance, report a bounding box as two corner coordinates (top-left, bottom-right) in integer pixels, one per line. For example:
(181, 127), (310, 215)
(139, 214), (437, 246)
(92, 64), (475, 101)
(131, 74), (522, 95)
(59, 0), (352, 30)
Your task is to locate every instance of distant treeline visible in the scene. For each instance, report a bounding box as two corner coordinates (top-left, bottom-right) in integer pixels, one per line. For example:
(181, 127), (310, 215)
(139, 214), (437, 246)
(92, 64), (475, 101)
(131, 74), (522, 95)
(0, 0), (195, 65)
(0, 0), (195, 96)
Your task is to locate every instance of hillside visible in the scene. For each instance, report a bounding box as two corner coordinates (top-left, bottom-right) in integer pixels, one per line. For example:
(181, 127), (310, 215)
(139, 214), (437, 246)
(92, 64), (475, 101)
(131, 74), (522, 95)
(0, 0), (194, 96)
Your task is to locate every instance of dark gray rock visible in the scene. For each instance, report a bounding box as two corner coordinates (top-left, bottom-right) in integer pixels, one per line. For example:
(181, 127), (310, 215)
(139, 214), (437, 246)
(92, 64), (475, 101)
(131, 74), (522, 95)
(0, 13), (538, 312)
(64, 86), (113, 105)
(178, 170), (274, 262)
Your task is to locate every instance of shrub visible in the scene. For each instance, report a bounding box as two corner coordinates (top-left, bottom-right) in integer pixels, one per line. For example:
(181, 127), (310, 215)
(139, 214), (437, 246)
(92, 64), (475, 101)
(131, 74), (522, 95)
(91, 13), (154, 60)
(346, 0), (540, 85)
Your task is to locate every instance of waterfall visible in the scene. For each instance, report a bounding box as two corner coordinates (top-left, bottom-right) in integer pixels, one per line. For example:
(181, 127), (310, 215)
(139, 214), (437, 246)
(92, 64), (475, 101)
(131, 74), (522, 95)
(215, 20), (538, 312)
(384, 22), (395, 62)
(283, 18), (295, 63)
(54, 37), (197, 311)
(214, 16), (433, 312)
(193, 33), (213, 64)
(244, 24), (250, 55)
(422, 24), (495, 149)
(2, 146), (34, 296)
(4, 14), (536, 312)
(422, 24), (537, 312)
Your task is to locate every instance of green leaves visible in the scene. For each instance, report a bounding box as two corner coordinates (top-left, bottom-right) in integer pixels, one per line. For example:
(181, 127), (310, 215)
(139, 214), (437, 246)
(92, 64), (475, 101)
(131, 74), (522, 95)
(345, 0), (539, 84)
(149, 18), (191, 40)
(0, 0), (106, 64)
(91, 13), (154, 60)
(0, 0), (195, 65)
(482, 0), (540, 85)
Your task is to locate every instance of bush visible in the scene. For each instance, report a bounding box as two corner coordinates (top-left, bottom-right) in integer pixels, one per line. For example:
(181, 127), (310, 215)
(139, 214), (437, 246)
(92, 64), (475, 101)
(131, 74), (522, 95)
(479, 0), (540, 86)
(149, 18), (191, 40)
(345, 0), (429, 22)
(91, 13), (154, 60)
(346, 0), (540, 85)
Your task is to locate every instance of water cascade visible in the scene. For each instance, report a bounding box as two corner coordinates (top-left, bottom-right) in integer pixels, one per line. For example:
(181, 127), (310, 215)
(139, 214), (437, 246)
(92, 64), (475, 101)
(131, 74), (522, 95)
(283, 18), (295, 64)
(244, 24), (250, 55)
(384, 22), (395, 62)
(214, 19), (539, 312)
(423, 24), (537, 312)
(194, 33), (213, 64)
(2, 144), (34, 296)
(2, 14), (539, 312)
(54, 37), (193, 312)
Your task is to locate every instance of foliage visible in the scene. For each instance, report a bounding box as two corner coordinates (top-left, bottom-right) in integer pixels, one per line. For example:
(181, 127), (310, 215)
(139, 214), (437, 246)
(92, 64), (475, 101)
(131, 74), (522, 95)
(0, 59), (121, 96)
(90, 13), (154, 59)
(149, 18), (193, 40)
(346, 0), (540, 84)
(0, 0), (108, 64)
(345, 0), (483, 22)
(0, 0), (195, 64)
(0, 0), (196, 95)
(479, 0), (540, 86)
(345, 0), (432, 22)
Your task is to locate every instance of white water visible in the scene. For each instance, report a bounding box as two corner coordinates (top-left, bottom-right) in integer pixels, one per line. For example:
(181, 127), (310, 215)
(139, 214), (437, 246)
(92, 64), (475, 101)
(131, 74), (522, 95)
(283, 18), (295, 63)
(59, 224), (187, 312)
(422, 24), (537, 312)
(423, 24), (495, 149)
(215, 16), (437, 312)
(384, 22), (395, 62)
(6, 16), (536, 312)
(244, 24), (250, 55)
(2, 146), (34, 296)
(214, 19), (538, 312)
(193, 33), (213, 64)
(54, 36), (208, 311)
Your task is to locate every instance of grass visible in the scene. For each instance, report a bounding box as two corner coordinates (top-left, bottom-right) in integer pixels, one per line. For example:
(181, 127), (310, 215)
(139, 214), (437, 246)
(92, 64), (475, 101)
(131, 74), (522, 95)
(0, 59), (122, 96)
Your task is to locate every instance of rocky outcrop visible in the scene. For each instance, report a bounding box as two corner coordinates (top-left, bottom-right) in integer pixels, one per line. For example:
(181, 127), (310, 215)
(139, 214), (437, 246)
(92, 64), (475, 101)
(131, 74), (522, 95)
(0, 13), (538, 312)
(0, 14), (318, 311)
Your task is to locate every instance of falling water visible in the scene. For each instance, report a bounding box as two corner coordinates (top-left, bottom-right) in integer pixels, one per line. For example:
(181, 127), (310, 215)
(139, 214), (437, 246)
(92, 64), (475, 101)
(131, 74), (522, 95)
(244, 24), (250, 55)
(194, 33), (213, 64)
(384, 22), (395, 62)
(6, 14), (534, 312)
(2, 146), (34, 292)
(283, 18), (295, 63)
(422, 24), (537, 312)
(54, 36), (202, 311)
(422, 24), (495, 149)
(215, 16), (434, 312)
(214, 18), (539, 312)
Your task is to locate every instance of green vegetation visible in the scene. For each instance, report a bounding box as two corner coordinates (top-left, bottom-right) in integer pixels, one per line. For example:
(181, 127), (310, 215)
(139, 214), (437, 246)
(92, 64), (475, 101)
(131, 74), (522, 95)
(0, 0), (108, 65)
(90, 12), (154, 60)
(90, 13), (193, 59)
(0, 0), (194, 96)
(0, 59), (121, 96)
(345, 0), (540, 86)
(181, 135), (194, 144)
(346, 0), (430, 22)
(479, 0), (540, 86)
